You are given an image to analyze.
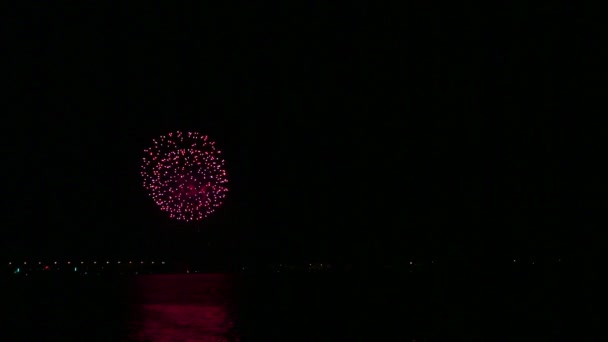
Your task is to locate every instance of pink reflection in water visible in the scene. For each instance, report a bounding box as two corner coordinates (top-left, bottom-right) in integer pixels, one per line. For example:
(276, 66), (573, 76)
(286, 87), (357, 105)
(129, 304), (236, 341)
(127, 274), (240, 342)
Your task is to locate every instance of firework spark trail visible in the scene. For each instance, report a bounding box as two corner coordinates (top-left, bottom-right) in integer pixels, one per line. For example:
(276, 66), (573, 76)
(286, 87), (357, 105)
(141, 131), (228, 221)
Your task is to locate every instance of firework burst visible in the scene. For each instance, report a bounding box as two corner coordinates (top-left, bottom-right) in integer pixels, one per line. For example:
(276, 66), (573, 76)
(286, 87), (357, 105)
(141, 131), (228, 221)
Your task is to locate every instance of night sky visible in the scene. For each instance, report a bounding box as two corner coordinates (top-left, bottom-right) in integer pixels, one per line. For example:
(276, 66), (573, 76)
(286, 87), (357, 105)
(1, 3), (602, 264)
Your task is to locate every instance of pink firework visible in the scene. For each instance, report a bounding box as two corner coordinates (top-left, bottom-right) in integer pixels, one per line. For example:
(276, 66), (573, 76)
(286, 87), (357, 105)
(141, 131), (229, 222)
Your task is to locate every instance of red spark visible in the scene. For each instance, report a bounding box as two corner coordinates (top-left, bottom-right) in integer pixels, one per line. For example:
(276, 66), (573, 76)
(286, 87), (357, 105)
(141, 131), (229, 222)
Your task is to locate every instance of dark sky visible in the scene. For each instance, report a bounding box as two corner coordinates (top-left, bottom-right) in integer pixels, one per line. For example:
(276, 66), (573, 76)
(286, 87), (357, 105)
(1, 2), (603, 262)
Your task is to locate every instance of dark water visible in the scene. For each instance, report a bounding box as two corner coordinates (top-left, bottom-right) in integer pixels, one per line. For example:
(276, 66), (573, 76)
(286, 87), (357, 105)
(0, 271), (598, 341)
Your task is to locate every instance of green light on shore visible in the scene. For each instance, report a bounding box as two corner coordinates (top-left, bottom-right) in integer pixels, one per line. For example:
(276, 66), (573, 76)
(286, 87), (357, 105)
(15, 268), (20, 274)
(74, 267), (78, 272)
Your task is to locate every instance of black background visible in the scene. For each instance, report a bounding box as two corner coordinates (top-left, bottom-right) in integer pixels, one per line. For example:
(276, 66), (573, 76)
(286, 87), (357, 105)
(1, 2), (603, 265)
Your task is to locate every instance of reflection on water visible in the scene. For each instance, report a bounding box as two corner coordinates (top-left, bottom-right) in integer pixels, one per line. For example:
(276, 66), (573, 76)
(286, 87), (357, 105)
(128, 305), (236, 341)
(126, 274), (240, 342)
(1, 271), (584, 341)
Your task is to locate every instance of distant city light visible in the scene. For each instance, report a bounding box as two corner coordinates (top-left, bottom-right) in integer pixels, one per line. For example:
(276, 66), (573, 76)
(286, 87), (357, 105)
(409, 261), (413, 265)
(54, 261), (57, 264)
(106, 261), (110, 264)
(38, 262), (42, 265)
(93, 262), (97, 264)
(513, 259), (516, 263)
(8, 262), (11, 265)
(23, 262), (27, 265)
(81, 261), (84, 264)
(118, 261), (121, 264)
(161, 262), (165, 265)
(67, 261), (71, 264)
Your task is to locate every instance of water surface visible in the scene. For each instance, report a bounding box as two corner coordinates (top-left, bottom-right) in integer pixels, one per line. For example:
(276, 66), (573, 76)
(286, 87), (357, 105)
(1, 270), (592, 341)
